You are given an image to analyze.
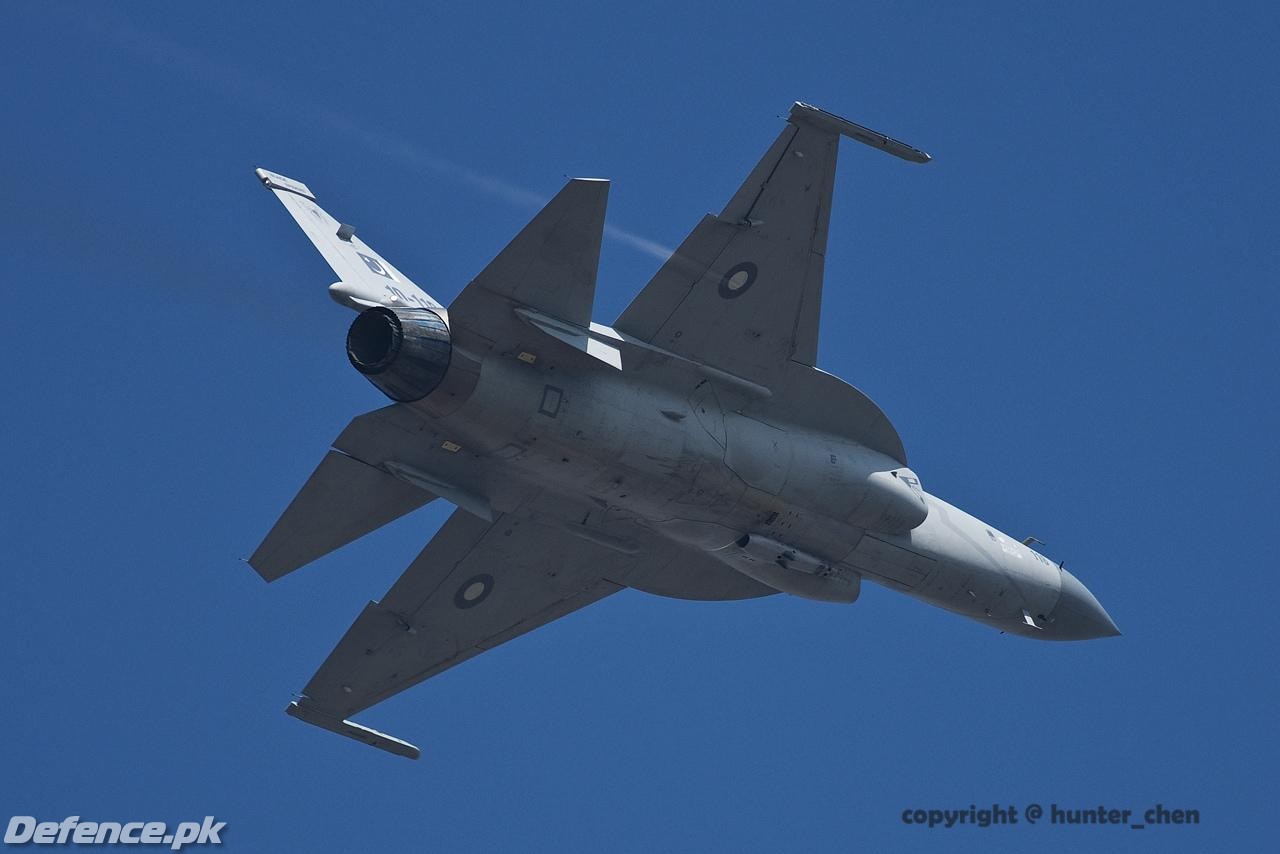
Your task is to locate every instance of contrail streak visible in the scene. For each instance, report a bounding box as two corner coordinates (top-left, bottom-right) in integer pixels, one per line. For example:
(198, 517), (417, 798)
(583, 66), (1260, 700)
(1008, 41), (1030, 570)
(315, 110), (550, 210)
(316, 112), (676, 262)
(58, 4), (675, 261)
(603, 224), (679, 260)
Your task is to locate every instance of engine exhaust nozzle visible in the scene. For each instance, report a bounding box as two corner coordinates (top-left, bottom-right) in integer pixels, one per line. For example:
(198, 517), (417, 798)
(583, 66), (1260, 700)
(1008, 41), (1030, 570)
(346, 306), (452, 402)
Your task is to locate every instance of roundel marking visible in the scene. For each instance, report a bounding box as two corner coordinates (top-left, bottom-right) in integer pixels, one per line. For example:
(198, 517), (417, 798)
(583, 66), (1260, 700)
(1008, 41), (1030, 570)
(454, 573), (495, 609)
(718, 262), (758, 299)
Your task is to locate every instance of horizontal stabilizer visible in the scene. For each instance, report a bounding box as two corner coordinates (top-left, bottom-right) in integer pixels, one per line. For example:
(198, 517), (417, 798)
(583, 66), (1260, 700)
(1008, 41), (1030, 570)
(249, 451), (435, 582)
(286, 700), (420, 759)
(513, 307), (623, 370)
(450, 178), (608, 333)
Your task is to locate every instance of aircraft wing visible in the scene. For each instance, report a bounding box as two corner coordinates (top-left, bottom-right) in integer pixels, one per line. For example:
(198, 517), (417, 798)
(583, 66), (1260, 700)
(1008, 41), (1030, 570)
(287, 508), (623, 757)
(613, 103), (928, 388)
(288, 503), (776, 758)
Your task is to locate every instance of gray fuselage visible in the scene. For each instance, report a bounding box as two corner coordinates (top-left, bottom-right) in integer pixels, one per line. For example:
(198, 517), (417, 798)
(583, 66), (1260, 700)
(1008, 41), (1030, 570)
(403, 341), (1116, 642)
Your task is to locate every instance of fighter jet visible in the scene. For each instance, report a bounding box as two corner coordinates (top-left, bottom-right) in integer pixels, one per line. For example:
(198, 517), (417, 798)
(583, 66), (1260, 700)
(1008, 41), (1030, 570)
(250, 102), (1119, 759)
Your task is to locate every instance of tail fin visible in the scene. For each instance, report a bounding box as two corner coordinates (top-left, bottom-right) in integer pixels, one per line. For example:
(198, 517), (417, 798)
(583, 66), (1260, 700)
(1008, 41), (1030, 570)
(255, 168), (441, 312)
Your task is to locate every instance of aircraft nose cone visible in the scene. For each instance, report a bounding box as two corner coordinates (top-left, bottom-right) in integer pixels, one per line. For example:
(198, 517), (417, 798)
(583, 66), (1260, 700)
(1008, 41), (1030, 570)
(1046, 569), (1120, 640)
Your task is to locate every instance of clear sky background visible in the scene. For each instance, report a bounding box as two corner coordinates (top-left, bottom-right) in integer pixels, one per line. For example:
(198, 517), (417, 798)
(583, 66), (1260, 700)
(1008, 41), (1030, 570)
(2, 2), (1276, 852)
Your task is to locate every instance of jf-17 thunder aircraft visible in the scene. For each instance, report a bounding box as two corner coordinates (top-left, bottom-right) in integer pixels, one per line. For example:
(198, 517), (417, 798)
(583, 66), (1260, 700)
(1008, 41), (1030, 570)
(249, 102), (1119, 759)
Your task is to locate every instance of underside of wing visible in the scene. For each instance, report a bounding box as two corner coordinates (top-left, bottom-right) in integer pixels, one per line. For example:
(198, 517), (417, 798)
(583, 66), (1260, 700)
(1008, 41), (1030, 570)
(295, 510), (621, 723)
(614, 103), (929, 390)
(288, 504), (775, 757)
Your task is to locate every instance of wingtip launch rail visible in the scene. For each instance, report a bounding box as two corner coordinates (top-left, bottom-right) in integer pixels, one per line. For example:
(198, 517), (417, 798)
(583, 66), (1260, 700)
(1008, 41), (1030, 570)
(789, 102), (932, 163)
(287, 700), (421, 760)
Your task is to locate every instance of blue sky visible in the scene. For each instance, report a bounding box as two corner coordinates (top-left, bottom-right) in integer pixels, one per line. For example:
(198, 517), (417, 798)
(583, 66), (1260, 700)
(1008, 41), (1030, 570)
(2, 2), (1276, 851)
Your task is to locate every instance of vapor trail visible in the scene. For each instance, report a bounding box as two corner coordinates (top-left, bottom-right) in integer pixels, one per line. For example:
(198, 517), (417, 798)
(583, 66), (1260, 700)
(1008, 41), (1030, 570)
(59, 4), (675, 261)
